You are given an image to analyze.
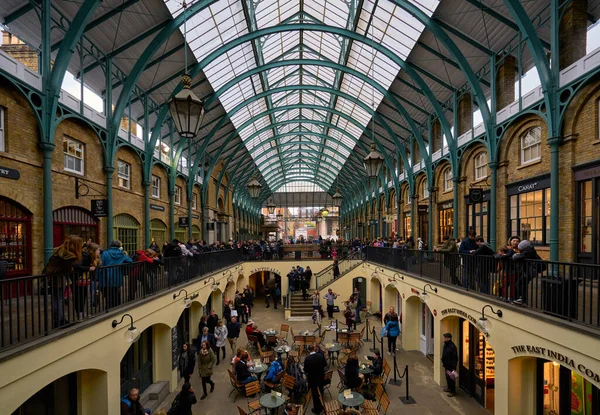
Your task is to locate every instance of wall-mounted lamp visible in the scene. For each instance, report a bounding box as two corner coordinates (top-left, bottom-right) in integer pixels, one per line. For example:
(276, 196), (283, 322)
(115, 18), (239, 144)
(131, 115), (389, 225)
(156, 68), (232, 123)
(223, 270), (234, 283)
(388, 273), (404, 284)
(111, 313), (140, 343)
(173, 289), (199, 308)
(376, 266), (384, 273)
(420, 283), (438, 304)
(477, 305), (503, 337)
(204, 276), (220, 291)
(371, 271), (379, 279)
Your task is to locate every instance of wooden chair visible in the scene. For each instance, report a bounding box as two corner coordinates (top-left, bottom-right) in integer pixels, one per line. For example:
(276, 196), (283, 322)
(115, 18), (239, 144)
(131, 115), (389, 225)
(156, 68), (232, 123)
(292, 335), (305, 357)
(362, 391), (390, 415)
(314, 331), (326, 347)
(228, 369), (245, 401)
(266, 334), (278, 349)
(277, 324), (290, 344)
(337, 332), (349, 348)
(246, 334), (259, 354)
(244, 380), (263, 413)
(336, 368), (347, 392)
(282, 374), (297, 400)
(358, 326), (366, 346)
(264, 369), (285, 392)
(362, 384), (385, 411)
(323, 370), (334, 399)
(363, 301), (373, 319)
(236, 405), (263, 415)
(284, 403), (303, 415)
(303, 335), (315, 356)
(348, 333), (361, 351)
(317, 386), (343, 415)
(258, 343), (274, 362)
(370, 361), (391, 388)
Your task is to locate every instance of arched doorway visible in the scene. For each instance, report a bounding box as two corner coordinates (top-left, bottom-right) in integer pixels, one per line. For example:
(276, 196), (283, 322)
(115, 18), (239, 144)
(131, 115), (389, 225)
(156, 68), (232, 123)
(52, 206), (99, 246)
(113, 213), (140, 255)
(120, 326), (153, 397)
(369, 276), (381, 318)
(420, 302), (434, 357)
(150, 218), (167, 247)
(249, 271), (281, 300)
(384, 284), (401, 330)
(175, 224), (186, 243)
(0, 197), (32, 277)
(192, 224), (201, 241)
(352, 276), (367, 306)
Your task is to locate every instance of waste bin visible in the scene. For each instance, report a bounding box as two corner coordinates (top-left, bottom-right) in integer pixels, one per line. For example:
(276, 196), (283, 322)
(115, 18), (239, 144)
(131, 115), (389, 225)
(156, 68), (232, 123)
(541, 277), (578, 319)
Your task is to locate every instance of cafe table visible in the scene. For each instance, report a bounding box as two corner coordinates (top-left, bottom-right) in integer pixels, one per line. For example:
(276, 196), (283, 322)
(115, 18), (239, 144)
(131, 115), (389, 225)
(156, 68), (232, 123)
(248, 361), (269, 381)
(337, 391), (365, 409)
(263, 329), (279, 336)
(260, 393), (286, 415)
(325, 343), (342, 367)
(274, 345), (291, 360)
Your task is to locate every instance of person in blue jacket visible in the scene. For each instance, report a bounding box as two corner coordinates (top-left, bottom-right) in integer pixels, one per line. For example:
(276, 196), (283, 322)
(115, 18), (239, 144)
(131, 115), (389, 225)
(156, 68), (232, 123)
(99, 240), (133, 308)
(382, 314), (401, 355)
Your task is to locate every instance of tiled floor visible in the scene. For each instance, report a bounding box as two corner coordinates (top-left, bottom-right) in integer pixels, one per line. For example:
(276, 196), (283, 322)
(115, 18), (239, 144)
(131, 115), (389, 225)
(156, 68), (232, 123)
(156, 301), (490, 415)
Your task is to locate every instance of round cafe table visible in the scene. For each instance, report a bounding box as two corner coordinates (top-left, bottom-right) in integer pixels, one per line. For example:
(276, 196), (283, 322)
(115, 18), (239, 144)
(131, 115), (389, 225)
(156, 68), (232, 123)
(249, 362), (269, 381)
(358, 366), (374, 375)
(263, 329), (279, 336)
(260, 394), (286, 415)
(325, 343), (342, 367)
(274, 345), (291, 360)
(337, 391), (365, 409)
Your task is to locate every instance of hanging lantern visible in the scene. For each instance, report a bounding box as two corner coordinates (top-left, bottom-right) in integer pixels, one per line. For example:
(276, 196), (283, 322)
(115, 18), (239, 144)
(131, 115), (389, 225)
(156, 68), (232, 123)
(168, 74), (205, 139)
(276, 210), (283, 220)
(247, 176), (262, 198)
(267, 200), (276, 215)
(332, 189), (343, 207)
(321, 208), (329, 217)
(363, 142), (384, 178)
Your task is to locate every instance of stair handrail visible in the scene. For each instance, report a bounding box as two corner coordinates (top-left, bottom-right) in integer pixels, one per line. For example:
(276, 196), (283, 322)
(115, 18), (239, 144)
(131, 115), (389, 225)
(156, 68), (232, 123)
(315, 251), (362, 290)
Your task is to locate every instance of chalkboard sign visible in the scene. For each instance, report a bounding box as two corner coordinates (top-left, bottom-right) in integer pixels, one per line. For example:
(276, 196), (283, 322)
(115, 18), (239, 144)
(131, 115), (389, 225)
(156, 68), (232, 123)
(91, 199), (108, 217)
(171, 326), (179, 370)
(178, 217), (189, 228)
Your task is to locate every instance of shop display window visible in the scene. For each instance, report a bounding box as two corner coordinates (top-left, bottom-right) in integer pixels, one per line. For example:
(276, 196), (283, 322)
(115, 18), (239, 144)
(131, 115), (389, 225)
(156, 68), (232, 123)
(462, 320), (470, 369)
(543, 362), (561, 414)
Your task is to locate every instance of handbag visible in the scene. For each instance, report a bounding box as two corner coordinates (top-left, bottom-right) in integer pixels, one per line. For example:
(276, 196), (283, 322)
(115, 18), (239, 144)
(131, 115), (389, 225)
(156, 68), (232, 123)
(380, 327), (388, 337)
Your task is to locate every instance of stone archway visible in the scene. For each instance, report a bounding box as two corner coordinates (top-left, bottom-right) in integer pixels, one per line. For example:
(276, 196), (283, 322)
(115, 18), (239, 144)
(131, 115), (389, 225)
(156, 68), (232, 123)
(369, 276), (382, 318)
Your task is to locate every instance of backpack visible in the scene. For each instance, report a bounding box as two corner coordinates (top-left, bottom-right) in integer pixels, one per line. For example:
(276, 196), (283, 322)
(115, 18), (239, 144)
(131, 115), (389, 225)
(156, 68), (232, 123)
(167, 393), (181, 415)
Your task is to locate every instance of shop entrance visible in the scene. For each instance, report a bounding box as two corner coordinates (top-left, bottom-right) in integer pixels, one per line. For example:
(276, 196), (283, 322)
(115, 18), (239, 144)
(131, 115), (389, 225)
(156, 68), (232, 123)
(459, 319), (495, 412)
(249, 271), (281, 299)
(120, 326), (153, 397)
(11, 372), (78, 415)
(418, 206), (428, 246)
(419, 303), (434, 358)
(352, 277), (366, 306)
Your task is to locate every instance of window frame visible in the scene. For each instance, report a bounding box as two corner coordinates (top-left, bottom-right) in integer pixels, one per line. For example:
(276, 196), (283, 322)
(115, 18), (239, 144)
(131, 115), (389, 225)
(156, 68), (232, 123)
(444, 168), (453, 192)
(520, 126), (542, 165)
(0, 106), (5, 152)
(192, 192), (198, 210)
(174, 185), (182, 205)
(508, 187), (550, 246)
(422, 181), (429, 199)
(151, 175), (160, 198)
(117, 160), (131, 189)
(63, 136), (85, 175)
(474, 152), (488, 181)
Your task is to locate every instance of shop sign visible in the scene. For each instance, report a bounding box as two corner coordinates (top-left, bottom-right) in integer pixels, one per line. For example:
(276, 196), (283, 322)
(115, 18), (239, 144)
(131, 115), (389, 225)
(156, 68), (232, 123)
(439, 201), (454, 210)
(191, 214), (200, 219)
(506, 175), (551, 196)
(440, 308), (478, 325)
(178, 217), (189, 228)
(0, 166), (20, 180)
(574, 163), (600, 181)
(206, 222), (215, 231)
(91, 199), (108, 217)
(418, 205), (428, 213)
(250, 267), (279, 274)
(150, 204), (165, 211)
(511, 345), (600, 383)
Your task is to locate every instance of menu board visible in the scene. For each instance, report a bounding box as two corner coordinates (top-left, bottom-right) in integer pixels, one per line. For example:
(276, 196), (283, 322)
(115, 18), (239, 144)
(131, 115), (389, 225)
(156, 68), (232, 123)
(172, 326), (179, 370)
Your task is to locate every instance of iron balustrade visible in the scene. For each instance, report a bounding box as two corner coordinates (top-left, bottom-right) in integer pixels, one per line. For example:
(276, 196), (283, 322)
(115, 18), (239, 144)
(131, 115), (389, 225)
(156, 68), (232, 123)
(0, 249), (242, 351)
(314, 251), (362, 290)
(366, 247), (600, 330)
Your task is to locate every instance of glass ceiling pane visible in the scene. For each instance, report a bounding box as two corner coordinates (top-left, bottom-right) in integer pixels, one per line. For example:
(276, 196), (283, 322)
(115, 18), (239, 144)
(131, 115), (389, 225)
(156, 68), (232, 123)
(165, 0), (439, 190)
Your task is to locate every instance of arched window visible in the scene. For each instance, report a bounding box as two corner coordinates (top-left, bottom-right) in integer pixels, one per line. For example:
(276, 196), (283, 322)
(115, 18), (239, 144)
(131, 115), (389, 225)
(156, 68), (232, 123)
(422, 181), (429, 199)
(474, 152), (488, 181)
(113, 214), (139, 255)
(149, 219), (167, 247)
(192, 224), (201, 241)
(444, 168), (453, 192)
(0, 197), (32, 276)
(521, 126), (541, 165)
(53, 206), (98, 246)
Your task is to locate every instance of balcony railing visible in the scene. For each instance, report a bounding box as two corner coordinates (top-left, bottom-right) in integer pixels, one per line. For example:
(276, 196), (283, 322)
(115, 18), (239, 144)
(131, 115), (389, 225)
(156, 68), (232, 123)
(0, 249), (242, 351)
(366, 247), (600, 330)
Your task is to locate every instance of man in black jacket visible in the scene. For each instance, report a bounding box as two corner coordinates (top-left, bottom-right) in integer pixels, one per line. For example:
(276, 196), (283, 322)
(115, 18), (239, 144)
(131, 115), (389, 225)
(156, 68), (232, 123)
(441, 333), (458, 397)
(226, 316), (241, 353)
(473, 236), (495, 294)
(206, 309), (219, 334)
(304, 345), (327, 414)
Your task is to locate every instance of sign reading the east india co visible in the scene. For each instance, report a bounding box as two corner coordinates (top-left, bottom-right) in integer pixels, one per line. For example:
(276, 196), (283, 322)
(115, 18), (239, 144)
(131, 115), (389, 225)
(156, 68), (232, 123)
(440, 308), (478, 325)
(511, 345), (600, 383)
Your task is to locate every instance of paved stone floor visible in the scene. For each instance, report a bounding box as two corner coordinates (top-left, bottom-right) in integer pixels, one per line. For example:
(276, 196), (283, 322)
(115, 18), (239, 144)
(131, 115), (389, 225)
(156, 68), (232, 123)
(156, 301), (490, 415)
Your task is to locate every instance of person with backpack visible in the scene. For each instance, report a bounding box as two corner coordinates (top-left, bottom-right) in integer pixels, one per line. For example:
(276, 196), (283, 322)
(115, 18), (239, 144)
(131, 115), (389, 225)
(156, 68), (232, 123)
(120, 388), (150, 415)
(167, 382), (197, 415)
(382, 314), (400, 355)
(286, 356), (308, 401)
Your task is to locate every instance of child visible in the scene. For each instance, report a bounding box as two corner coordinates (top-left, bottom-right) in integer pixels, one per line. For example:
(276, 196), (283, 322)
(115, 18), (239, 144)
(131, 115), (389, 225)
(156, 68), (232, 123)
(332, 248), (338, 260)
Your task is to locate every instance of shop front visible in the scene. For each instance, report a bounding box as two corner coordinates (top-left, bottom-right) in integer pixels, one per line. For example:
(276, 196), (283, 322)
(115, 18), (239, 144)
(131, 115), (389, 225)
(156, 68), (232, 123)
(459, 319), (495, 412)
(438, 201), (454, 243)
(465, 190), (490, 241)
(403, 212), (411, 240)
(506, 174), (551, 247)
(574, 161), (600, 265)
(418, 205), (428, 245)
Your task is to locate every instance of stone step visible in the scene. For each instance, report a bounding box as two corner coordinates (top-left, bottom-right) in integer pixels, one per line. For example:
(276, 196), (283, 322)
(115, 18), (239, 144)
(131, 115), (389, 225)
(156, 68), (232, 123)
(140, 381), (169, 413)
(290, 311), (314, 317)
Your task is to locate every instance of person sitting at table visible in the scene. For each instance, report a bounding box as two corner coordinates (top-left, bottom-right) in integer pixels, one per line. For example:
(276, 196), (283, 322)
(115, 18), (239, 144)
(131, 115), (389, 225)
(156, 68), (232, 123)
(343, 305), (355, 331)
(232, 347), (253, 367)
(245, 320), (255, 336)
(344, 356), (364, 390)
(264, 358), (283, 383)
(251, 323), (268, 348)
(235, 352), (257, 385)
(366, 350), (383, 376)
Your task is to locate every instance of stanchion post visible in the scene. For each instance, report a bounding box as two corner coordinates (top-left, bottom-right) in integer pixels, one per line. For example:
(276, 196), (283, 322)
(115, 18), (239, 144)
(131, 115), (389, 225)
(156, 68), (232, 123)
(388, 353), (402, 386)
(380, 334), (384, 357)
(364, 318), (370, 342)
(369, 327), (378, 353)
(335, 319), (339, 342)
(399, 365), (417, 404)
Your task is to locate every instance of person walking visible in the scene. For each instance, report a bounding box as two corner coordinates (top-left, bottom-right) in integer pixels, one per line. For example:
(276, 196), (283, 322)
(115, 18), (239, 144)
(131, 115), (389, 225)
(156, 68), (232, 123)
(206, 309), (219, 334)
(178, 342), (196, 383)
(304, 345), (327, 414)
(382, 315), (400, 355)
(323, 289), (338, 319)
(214, 320), (228, 365)
(197, 340), (216, 400)
(226, 316), (241, 353)
(273, 284), (281, 310)
(441, 333), (458, 397)
(171, 382), (197, 415)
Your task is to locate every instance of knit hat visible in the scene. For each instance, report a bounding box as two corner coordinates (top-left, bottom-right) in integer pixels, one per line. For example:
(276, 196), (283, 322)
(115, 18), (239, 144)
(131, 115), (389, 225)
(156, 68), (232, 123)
(517, 240), (531, 251)
(508, 235), (521, 245)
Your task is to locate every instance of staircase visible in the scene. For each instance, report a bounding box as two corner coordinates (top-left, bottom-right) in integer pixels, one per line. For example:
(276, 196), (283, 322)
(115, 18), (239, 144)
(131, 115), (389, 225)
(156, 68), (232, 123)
(140, 381), (169, 413)
(290, 292), (314, 317)
(314, 253), (363, 291)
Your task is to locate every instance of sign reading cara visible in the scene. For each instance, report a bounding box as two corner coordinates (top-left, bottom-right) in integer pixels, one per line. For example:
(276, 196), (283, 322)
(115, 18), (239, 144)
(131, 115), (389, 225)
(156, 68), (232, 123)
(440, 308), (478, 325)
(511, 345), (600, 383)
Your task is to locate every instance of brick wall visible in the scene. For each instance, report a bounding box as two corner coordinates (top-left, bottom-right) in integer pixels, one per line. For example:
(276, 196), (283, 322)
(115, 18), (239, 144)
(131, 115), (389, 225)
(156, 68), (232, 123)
(496, 56), (516, 111)
(560, 0), (588, 70)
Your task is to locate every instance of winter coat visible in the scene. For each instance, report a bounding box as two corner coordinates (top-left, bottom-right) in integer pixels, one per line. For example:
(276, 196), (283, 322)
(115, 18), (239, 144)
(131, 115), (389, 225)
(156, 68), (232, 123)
(135, 250), (155, 264)
(473, 242), (496, 279)
(44, 246), (79, 275)
(207, 314), (219, 334)
(264, 360), (283, 382)
(384, 320), (400, 337)
(438, 239), (458, 268)
(120, 396), (146, 415)
(214, 325), (228, 348)
(226, 321), (241, 339)
(197, 349), (216, 377)
(442, 340), (458, 371)
(178, 350), (195, 378)
(163, 243), (182, 258)
(98, 247), (133, 288)
(174, 390), (197, 415)
(512, 241), (544, 280)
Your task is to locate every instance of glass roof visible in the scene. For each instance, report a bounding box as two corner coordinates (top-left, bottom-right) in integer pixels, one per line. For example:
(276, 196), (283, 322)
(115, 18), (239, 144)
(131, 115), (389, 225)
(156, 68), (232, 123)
(164, 0), (439, 190)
